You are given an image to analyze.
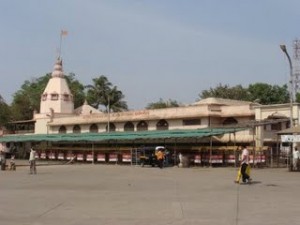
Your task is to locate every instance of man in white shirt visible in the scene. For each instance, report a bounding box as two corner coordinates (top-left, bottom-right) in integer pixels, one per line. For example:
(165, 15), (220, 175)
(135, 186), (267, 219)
(29, 148), (37, 174)
(241, 146), (251, 183)
(293, 147), (299, 170)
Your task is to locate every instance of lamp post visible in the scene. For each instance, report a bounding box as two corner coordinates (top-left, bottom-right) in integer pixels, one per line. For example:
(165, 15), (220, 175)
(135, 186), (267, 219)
(280, 44), (294, 171)
(107, 95), (110, 132)
(280, 44), (294, 128)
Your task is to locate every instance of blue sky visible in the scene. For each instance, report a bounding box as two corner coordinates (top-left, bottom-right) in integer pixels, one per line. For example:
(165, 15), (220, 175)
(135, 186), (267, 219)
(0, 0), (300, 110)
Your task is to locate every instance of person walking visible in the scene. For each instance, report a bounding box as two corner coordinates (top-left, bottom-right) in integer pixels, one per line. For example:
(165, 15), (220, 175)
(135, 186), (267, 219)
(178, 152), (183, 167)
(240, 146), (251, 183)
(10, 154), (16, 170)
(29, 148), (37, 174)
(0, 150), (6, 171)
(293, 147), (299, 170)
(235, 163), (251, 184)
(155, 147), (164, 169)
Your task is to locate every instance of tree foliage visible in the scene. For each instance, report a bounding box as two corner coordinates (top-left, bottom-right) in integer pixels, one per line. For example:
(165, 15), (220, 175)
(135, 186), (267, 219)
(0, 94), (11, 126)
(65, 73), (85, 109)
(198, 83), (289, 104)
(86, 75), (128, 112)
(199, 84), (250, 101)
(247, 83), (289, 104)
(296, 93), (300, 103)
(146, 98), (180, 109)
(11, 75), (50, 120)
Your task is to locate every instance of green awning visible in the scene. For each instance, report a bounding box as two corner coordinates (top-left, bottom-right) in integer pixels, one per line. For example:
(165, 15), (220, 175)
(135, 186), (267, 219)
(0, 128), (246, 143)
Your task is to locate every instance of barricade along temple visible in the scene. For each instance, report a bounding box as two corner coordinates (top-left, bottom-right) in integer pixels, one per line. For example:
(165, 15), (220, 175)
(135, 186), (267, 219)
(0, 58), (298, 167)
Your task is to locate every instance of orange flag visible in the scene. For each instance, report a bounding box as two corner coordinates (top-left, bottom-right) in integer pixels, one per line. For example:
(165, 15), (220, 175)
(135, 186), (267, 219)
(61, 30), (68, 36)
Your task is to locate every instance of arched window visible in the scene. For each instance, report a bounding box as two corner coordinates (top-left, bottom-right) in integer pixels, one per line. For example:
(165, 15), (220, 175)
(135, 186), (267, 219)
(89, 124), (98, 133)
(106, 123), (116, 132)
(137, 121), (148, 131)
(73, 125), (81, 133)
(124, 122), (134, 131)
(223, 117), (238, 126)
(58, 126), (66, 134)
(156, 119), (169, 130)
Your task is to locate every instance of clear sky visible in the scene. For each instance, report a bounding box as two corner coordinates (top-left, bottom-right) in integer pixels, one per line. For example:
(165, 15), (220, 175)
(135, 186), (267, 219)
(0, 0), (299, 110)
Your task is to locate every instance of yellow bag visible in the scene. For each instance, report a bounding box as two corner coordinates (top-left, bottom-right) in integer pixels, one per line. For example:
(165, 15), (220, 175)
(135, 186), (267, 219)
(235, 164), (251, 183)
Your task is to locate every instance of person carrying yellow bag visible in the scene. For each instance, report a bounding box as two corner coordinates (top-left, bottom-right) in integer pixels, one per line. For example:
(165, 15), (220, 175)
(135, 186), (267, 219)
(234, 146), (252, 184)
(234, 164), (251, 184)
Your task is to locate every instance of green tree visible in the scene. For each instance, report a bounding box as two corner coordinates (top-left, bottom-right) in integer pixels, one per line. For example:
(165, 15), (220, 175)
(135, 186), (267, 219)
(0, 95), (11, 126)
(198, 83), (289, 104)
(86, 75), (128, 112)
(106, 86), (128, 112)
(11, 75), (50, 120)
(146, 98), (180, 109)
(199, 84), (250, 101)
(86, 76), (111, 110)
(296, 93), (300, 103)
(247, 83), (289, 104)
(65, 73), (85, 109)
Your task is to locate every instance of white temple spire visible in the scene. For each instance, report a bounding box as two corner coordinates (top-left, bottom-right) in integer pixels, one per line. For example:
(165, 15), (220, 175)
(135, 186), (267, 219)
(39, 58), (74, 114)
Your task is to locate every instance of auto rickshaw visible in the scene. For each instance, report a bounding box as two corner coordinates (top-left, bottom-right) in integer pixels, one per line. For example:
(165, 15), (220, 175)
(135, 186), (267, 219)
(139, 147), (158, 167)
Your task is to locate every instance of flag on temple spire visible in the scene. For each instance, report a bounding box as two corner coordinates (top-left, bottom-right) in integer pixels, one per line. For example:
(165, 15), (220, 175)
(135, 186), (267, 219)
(58, 30), (68, 58)
(61, 30), (68, 36)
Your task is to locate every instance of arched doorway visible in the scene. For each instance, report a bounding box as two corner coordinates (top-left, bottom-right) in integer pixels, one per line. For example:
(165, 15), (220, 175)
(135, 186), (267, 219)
(137, 121), (148, 131)
(124, 122), (134, 131)
(223, 117), (238, 126)
(89, 124), (98, 133)
(73, 125), (81, 133)
(156, 119), (169, 130)
(106, 123), (116, 132)
(58, 126), (67, 134)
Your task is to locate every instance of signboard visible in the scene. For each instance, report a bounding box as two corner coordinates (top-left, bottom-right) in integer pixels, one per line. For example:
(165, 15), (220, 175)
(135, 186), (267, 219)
(281, 135), (300, 143)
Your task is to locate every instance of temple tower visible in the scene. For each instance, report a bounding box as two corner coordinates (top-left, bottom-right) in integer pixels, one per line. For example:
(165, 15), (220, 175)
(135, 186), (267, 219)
(40, 57), (74, 114)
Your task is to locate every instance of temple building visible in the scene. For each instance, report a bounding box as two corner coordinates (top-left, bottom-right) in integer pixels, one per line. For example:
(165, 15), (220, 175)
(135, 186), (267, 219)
(0, 57), (298, 166)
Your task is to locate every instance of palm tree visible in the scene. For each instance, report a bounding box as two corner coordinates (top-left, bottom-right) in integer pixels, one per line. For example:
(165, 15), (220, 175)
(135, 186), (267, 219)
(107, 86), (128, 112)
(86, 76), (112, 110)
(86, 75), (128, 112)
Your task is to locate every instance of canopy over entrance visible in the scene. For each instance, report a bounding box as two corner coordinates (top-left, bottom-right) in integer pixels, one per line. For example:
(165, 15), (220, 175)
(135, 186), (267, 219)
(0, 128), (245, 143)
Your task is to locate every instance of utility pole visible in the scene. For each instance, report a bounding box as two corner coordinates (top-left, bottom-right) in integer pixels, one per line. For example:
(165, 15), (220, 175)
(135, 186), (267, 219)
(280, 44), (294, 171)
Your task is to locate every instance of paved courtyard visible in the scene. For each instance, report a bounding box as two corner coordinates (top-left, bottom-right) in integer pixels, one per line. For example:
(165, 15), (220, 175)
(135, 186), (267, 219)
(0, 162), (299, 225)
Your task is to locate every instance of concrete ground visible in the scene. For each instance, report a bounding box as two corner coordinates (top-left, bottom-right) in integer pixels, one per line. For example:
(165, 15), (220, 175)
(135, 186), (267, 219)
(0, 161), (299, 225)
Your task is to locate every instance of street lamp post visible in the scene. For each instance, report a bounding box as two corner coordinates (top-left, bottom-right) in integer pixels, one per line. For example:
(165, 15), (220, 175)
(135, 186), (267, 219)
(280, 44), (294, 171)
(280, 44), (294, 128)
(107, 95), (110, 132)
